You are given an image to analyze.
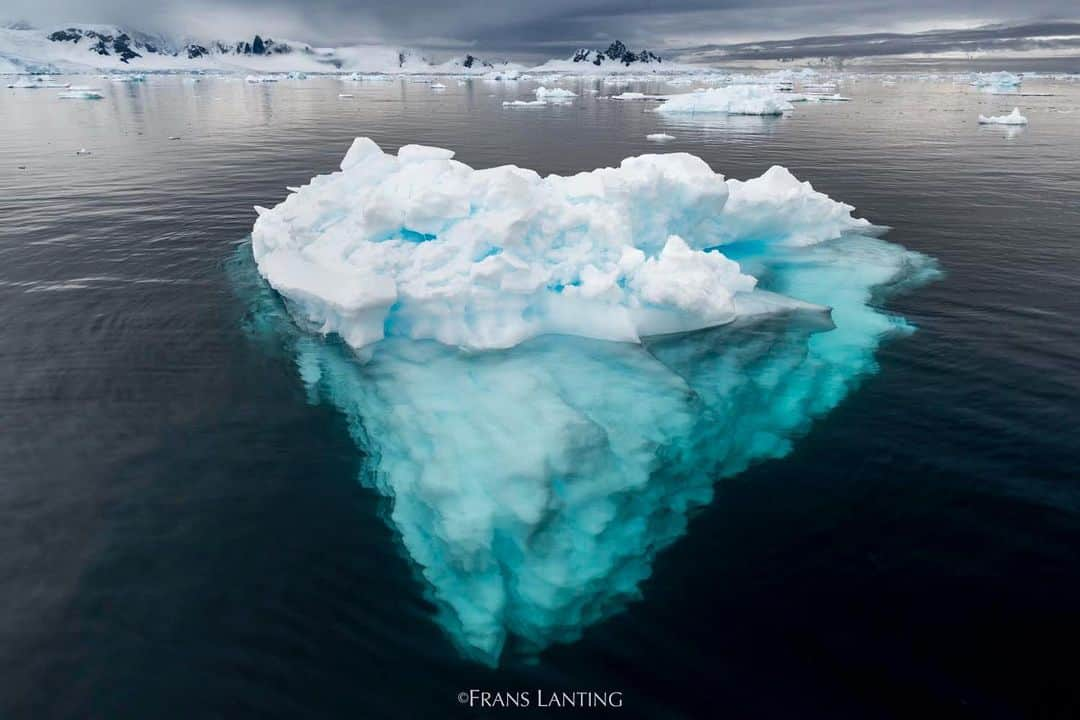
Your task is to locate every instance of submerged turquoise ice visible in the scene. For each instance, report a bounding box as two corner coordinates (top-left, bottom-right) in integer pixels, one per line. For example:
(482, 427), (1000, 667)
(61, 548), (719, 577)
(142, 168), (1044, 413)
(237, 142), (938, 665)
(234, 234), (935, 665)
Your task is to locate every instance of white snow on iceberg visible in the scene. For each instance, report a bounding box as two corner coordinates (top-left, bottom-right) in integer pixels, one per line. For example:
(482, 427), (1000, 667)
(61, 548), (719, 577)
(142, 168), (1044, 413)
(534, 86), (575, 100)
(244, 140), (937, 666)
(978, 107), (1028, 125)
(656, 85), (794, 115)
(252, 139), (876, 352)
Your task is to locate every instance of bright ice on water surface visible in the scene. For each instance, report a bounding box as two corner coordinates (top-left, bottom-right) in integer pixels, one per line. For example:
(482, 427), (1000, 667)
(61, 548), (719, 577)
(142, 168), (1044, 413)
(978, 107), (1029, 125)
(655, 85), (795, 115)
(244, 138), (937, 665)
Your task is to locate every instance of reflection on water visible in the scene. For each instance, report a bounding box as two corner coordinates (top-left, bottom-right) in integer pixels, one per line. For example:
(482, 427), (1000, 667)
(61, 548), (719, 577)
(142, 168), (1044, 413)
(655, 111), (786, 136)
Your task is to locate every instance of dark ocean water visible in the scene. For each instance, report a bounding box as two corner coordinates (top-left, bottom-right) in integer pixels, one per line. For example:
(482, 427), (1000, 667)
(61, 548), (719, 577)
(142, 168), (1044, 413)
(2, 75), (1080, 719)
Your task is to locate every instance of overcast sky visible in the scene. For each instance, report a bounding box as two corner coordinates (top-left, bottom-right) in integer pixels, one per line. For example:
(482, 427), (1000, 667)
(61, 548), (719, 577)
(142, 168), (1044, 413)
(4, 0), (1079, 57)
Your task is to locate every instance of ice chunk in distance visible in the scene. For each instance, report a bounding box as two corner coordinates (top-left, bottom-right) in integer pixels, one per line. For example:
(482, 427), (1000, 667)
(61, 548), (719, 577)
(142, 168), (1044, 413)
(978, 107), (1028, 125)
(656, 85), (795, 115)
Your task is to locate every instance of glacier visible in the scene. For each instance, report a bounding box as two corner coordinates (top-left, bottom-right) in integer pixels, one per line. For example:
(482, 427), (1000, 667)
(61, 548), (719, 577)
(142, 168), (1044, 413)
(244, 140), (937, 665)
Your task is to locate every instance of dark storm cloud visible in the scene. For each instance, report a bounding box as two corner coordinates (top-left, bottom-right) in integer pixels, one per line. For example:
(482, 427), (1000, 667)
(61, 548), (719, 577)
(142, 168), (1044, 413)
(679, 21), (1080, 62)
(4, 0), (1079, 58)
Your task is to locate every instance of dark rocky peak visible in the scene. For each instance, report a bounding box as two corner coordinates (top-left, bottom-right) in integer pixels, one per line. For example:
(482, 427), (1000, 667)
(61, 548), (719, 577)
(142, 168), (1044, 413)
(462, 54), (494, 69)
(572, 40), (662, 66)
(48, 29), (82, 42)
(236, 35), (292, 55)
(48, 27), (142, 63)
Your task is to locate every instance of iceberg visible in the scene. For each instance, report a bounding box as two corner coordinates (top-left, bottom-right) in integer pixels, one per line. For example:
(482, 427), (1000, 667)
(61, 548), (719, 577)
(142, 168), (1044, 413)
(534, 86), (576, 99)
(978, 107), (1028, 125)
(7, 75), (69, 88)
(58, 89), (104, 99)
(972, 71), (1022, 88)
(482, 69), (522, 81)
(646, 133), (675, 141)
(252, 139), (876, 351)
(344, 72), (392, 82)
(656, 86), (794, 115)
(800, 82), (838, 93)
(502, 99), (546, 107)
(245, 139), (937, 665)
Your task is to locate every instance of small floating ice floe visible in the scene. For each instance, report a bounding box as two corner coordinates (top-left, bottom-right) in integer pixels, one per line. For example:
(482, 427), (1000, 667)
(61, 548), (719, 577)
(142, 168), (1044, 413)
(502, 99), (547, 107)
(59, 89), (104, 99)
(75, 148), (91, 155)
(344, 72), (392, 82)
(338, 93), (354, 98)
(167, 136), (181, 140)
(8, 76), (70, 89)
(535, 86), (576, 100)
(972, 71), (1021, 89)
(978, 107), (1028, 125)
(646, 133), (675, 142)
(430, 82), (447, 90)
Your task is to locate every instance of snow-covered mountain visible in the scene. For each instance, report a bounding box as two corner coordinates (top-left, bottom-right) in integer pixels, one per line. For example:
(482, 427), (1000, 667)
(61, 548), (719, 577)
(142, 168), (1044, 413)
(530, 40), (695, 74)
(571, 40), (663, 67)
(0, 23), (521, 74)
